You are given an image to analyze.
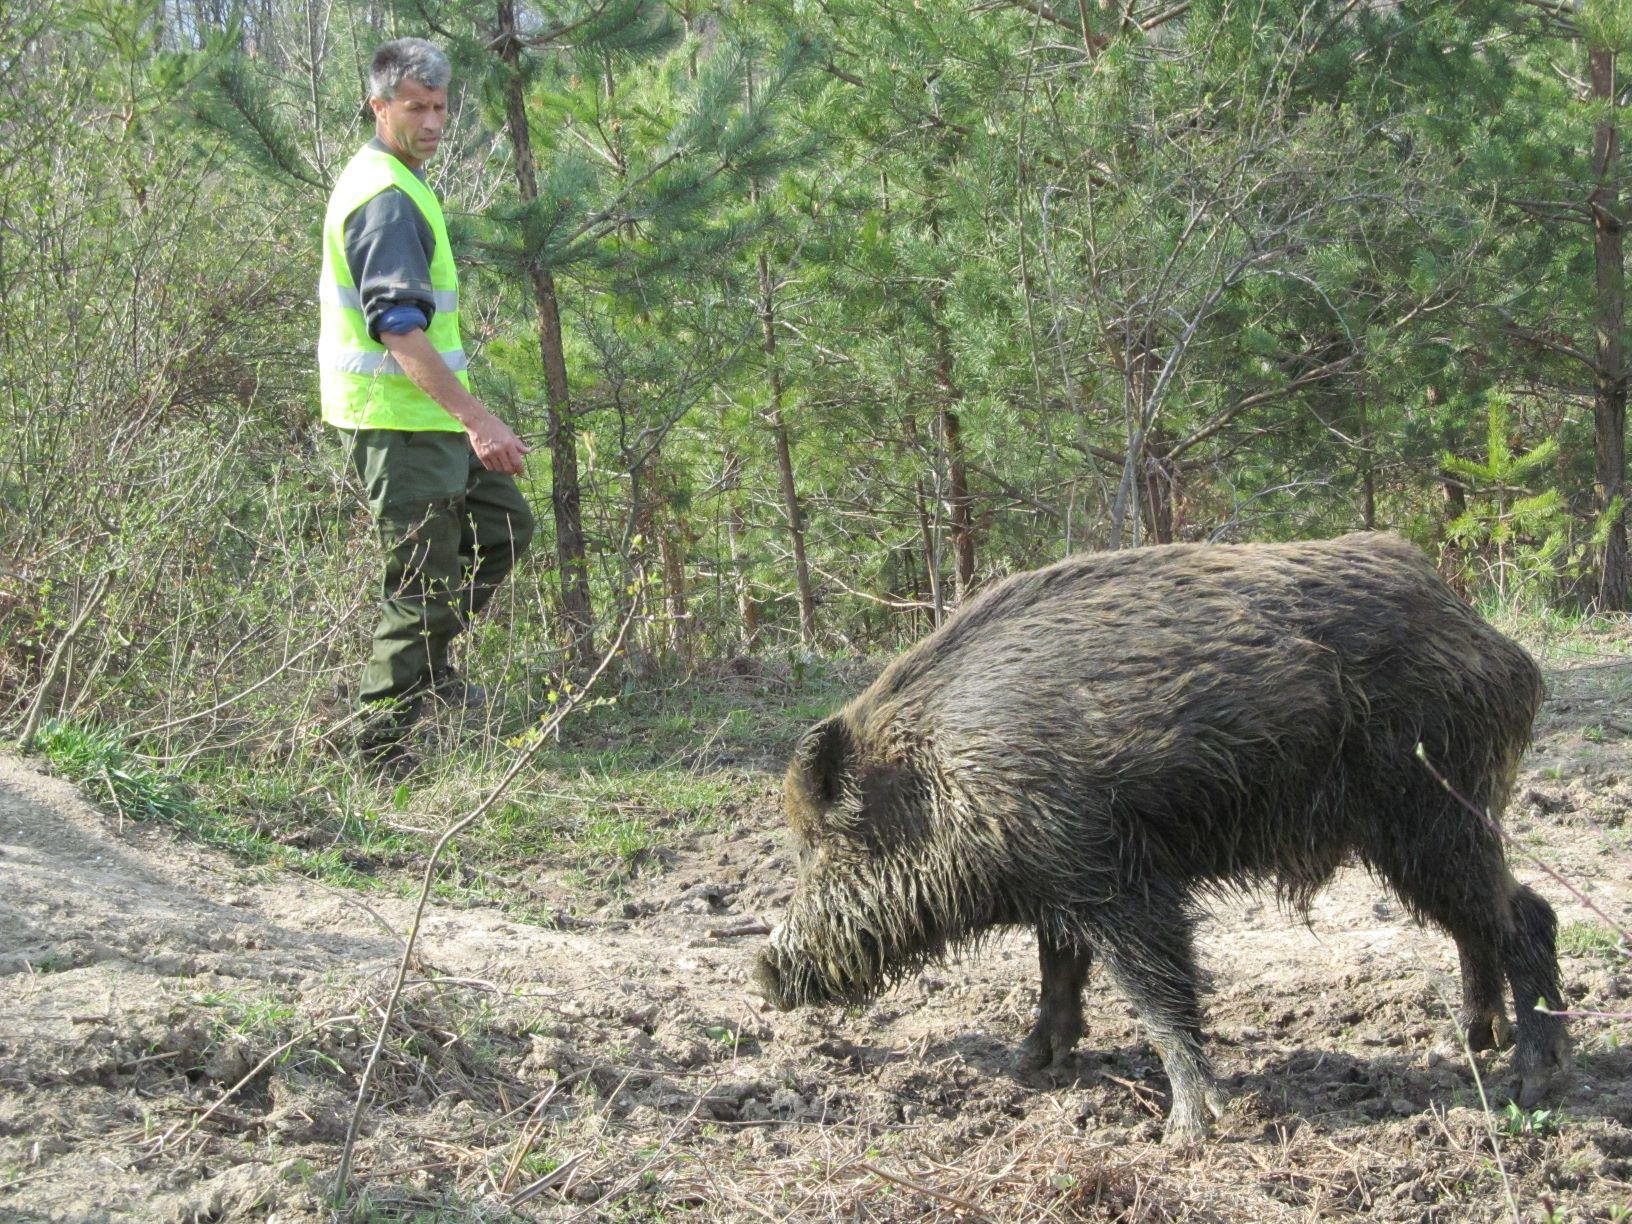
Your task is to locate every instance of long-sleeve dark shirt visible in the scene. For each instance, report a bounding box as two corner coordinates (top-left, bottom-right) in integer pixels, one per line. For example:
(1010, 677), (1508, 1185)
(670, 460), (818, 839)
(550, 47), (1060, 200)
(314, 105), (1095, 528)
(343, 139), (437, 342)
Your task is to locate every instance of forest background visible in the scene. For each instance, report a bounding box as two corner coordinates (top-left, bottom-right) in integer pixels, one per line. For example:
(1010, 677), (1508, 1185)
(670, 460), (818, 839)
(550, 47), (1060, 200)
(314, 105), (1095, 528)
(1, 0), (1629, 779)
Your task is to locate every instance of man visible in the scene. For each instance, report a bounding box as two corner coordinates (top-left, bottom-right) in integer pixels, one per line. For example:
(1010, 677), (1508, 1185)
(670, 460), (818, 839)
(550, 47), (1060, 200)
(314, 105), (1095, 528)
(319, 37), (534, 778)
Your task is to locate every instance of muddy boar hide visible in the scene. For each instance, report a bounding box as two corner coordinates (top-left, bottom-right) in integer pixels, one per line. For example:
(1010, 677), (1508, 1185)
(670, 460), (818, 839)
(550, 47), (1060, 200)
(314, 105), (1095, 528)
(756, 533), (1567, 1144)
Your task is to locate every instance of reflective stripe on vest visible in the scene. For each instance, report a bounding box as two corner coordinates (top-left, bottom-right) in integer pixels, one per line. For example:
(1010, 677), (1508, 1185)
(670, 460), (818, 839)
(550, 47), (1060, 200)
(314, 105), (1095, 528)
(317, 145), (468, 432)
(319, 283), (460, 315)
(323, 347), (470, 376)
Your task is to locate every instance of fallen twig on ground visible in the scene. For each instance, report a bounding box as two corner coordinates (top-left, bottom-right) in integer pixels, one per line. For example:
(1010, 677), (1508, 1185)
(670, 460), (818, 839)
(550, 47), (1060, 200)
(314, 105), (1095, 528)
(331, 598), (639, 1206)
(858, 1160), (993, 1218)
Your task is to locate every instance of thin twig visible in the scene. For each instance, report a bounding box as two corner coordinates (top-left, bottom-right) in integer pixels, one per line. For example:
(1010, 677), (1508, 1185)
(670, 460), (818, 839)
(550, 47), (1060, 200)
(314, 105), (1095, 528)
(1455, 1013), (1523, 1224)
(136, 620), (349, 736)
(708, 919), (772, 938)
(857, 1160), (993, 1218)
(509, 1151), (590, 1207)
(16, 571), (113, 752)
(1416, 744), (1632, 945)
(331, 598), (640, 1205)
(499, 1078), (567, 1193)
(1539, 1004), (1632, 1021)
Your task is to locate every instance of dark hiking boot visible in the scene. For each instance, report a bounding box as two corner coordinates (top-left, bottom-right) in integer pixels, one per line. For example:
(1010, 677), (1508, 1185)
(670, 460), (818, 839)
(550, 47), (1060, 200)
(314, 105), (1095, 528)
(431, 669), (488, 711)
(362, 741), (421, 784)
(356, 695), (423, 782)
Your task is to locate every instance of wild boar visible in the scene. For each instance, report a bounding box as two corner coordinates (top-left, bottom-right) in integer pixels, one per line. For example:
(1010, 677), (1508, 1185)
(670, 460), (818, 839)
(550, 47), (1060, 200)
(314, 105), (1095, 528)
(756, 533), (1566, 1142)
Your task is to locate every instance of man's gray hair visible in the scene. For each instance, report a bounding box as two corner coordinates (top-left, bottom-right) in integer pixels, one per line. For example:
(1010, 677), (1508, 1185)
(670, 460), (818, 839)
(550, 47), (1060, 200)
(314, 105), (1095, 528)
(369, 38), (451, 100)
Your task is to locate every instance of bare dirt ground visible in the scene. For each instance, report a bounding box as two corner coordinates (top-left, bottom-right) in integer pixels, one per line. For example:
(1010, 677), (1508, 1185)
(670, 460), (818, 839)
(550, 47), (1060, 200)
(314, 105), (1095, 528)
(2, 646), (1630, 1222)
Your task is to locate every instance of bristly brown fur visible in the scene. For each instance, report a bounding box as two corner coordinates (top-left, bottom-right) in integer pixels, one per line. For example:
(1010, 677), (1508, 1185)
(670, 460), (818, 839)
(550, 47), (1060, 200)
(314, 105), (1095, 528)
(757, 533), (1567, 1141)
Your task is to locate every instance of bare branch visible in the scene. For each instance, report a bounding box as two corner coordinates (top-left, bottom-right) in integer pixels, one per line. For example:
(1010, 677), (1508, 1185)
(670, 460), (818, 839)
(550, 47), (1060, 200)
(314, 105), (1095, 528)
(1499, 195), (1590, 225)
(1136, 0), (1193, 32)
(1167, 354), (1358, 462)
(331, 599), (641, 1206)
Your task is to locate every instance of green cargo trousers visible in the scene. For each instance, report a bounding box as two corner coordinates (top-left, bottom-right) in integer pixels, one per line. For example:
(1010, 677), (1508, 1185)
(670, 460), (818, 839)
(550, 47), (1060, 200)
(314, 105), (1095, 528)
(349, 428), (535, 741)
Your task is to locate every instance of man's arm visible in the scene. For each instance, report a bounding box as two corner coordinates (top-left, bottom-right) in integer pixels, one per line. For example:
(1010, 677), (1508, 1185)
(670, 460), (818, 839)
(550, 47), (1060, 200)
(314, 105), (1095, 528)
(346, 188), (531, 476)
(379, 327), (531, 476)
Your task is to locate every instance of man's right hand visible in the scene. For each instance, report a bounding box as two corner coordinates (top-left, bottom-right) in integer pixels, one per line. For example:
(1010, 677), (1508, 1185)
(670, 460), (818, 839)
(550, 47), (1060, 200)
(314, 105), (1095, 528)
(466, 409), (532, 476)
(378, 328), (533, 477)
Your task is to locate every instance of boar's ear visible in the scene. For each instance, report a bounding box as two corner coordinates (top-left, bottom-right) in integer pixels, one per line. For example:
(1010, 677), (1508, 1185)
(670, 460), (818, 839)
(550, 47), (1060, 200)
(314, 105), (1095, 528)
(791, 716), (853, 807)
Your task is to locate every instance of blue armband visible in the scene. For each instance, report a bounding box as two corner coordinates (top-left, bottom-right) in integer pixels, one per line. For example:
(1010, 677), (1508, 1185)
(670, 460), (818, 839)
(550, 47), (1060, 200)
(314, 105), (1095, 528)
(377, 303), (430, 335)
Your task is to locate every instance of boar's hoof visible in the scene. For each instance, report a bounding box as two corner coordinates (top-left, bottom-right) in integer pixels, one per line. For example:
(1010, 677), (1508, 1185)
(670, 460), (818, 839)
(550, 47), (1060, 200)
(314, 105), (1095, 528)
(1465, 1011), (1516, 1054)
(1016, 1000), (1085, 1079)
(1162, 1082), (1227, 1148)
(1477, 1013), (1517, 1053)
(1433, 1011), (1516, 1063)
(1516, 1065), (1562, 1111)
(1514, 1050), (1569, 1111)
(1014, 1037), (1075, 1082)
(1515, 1074), (1548, 1111)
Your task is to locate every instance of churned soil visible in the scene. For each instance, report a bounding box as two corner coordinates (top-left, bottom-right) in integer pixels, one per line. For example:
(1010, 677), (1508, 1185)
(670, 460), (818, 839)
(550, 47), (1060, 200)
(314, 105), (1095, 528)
(1, 645), (1630, 1222)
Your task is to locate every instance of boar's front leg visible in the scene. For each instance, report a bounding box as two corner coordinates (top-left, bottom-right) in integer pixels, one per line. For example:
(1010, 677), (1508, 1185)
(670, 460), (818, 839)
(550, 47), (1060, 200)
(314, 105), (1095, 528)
(1017, 928), (1093, 1076)
(1090, 889), (1225, 1146)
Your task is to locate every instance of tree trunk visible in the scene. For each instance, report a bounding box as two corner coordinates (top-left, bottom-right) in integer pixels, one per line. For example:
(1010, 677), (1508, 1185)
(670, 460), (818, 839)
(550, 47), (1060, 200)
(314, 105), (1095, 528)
(931, 335), (975, 600)
(497, 2), (596, 667)
(1139, 427), (1178, 545)
(721, 449), (759, 650)
(624, 446), (658, 672)
(1109, 439), (1139, 549)
(1439, 467), (1470, 594)
(746, 62), (815, 647)
(903, 411), (944, 629)
(938, 406), (975, 600)
(659, 512), (690, 663)
(724, 506), (759, 650)
(770, 409), (815, 645)
(1358, 395), (1376, 531)
(1109, 329), (1163, 549)
(759, 250), (816, 643)
(916, 477), (943, 629)
(1140, 458), (1177, 544)
(530, 266), (597, 666)
(924, 169), (974, 594)
(1590, 47), (1627, 611)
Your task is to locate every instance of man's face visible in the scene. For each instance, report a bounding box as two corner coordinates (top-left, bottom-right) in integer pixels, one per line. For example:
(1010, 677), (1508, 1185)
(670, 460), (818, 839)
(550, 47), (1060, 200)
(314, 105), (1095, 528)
(370, 77), (448, 169)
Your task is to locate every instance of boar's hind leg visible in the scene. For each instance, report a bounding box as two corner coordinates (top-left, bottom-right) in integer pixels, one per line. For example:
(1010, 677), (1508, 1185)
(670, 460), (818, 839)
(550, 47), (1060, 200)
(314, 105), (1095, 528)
(1371, 842), (1566, 1101)
(1452, 938), (1514, 1054)
(1089, 892), (1225, 1145)
(1505, 883), (1568, 1107)
(1017, 930), (1093, 1076)
(1384, 857), (1514, 1054)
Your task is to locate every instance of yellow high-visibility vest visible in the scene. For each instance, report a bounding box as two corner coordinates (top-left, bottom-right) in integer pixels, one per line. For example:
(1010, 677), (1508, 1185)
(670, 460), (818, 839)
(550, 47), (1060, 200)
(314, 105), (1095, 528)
(318, 145), (466, 431)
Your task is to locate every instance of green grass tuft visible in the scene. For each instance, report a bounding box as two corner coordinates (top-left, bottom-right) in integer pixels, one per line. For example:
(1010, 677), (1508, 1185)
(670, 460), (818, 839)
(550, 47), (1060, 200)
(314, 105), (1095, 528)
(1557, 920), (1626, 963)
(33, 718), (389, 889)
(1497, 1100), (1565, 1137)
